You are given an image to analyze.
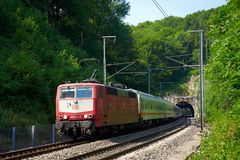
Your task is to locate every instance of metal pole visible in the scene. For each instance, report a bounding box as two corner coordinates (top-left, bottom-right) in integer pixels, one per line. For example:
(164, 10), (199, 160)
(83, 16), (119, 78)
(52, 124), (55, 143)
(32, 125), (35, 147)
(203, 67), (206, 120)
(12, 127), (16, 150)
(200, 31), (204, 131)
(103, 37), (106, 84)
(148, 68), (151, 94)
(187, 30), (204, 131)
(205, 34), (208, 62)
(102, 36), (116, 85)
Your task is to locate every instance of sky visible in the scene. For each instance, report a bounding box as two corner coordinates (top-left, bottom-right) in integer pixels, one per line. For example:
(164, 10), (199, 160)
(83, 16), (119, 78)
(124, 0), (227, 25)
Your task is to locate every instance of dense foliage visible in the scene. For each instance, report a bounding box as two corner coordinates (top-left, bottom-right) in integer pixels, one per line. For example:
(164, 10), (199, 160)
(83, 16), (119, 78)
(131, 17), (191, 94)
(0, 0), (133, 128)
(0, 0), (207, 128)
(130, 11), (211, 95)
(1, 6), (239, 160)
(191, 0), (240, 159)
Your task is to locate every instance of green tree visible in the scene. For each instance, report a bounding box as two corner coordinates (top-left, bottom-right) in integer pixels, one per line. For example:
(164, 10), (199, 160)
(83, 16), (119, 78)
(192, 0), (240, 159)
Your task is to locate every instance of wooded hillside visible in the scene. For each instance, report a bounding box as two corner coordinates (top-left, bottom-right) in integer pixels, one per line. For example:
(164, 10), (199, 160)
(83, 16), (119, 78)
(0, 5), (239, 158)
(192, 0), (240, 159)
(0, 0), (134, 127)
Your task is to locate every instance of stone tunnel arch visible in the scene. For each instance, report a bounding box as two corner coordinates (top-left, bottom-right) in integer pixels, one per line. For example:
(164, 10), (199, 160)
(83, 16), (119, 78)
(176, 101), (194, 117)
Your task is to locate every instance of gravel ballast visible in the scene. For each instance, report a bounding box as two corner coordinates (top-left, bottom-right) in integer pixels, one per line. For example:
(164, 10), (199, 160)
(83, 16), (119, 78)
(117, 123), (201, 160)
(26, 118), (200, 160)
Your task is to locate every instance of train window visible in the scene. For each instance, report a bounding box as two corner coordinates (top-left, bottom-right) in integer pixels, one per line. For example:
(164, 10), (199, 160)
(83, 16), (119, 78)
(60, 88), (75, 98)
(76, 87), (93, 98)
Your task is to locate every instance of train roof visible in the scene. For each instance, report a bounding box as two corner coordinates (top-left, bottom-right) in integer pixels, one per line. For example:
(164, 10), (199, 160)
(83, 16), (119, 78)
(57, 82), (105, 88)
(126, 89), (160, 98)
(126, 88), (180, 107)
(58, 83), (131, 91)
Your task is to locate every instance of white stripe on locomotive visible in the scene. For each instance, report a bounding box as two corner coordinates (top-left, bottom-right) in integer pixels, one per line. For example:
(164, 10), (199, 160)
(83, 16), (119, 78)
(59, 99), (93, 113)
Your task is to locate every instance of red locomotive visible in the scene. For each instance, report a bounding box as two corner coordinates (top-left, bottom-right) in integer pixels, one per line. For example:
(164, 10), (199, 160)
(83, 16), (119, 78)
(55, 80), (182, 139)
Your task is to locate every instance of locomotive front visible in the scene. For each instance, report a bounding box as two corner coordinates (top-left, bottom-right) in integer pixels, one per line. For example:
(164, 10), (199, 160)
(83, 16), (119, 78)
(55, 83), (97, 139)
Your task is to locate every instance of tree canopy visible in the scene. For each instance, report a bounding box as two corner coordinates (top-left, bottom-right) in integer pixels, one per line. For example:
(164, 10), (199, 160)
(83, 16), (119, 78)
(0, 0), (134, 127)
(1, 0), (238, 142)
(191, 0), (240, 159)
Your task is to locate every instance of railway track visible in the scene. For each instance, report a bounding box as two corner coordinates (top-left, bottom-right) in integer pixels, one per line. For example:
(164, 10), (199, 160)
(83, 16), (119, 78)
(0, 139), (92, 160)
(0, 118), (190, 160)
(66, 119), (191, 160)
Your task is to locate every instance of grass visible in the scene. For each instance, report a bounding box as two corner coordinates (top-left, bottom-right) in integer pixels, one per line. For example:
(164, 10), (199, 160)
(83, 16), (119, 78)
(0, 107), (50, 131)
(191, 100), (240, 160)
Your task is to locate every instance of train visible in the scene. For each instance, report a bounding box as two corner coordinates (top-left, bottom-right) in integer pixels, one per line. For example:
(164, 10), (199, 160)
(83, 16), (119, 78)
(55, 80), (182, 139)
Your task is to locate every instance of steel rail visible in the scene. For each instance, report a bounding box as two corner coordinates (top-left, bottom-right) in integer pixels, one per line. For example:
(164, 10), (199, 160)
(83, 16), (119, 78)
(66, 119), (191, 160)
(0, 139), (92, 160)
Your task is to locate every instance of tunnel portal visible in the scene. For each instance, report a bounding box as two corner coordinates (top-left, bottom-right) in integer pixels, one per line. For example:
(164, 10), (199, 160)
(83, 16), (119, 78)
(176, 101), (194, 117)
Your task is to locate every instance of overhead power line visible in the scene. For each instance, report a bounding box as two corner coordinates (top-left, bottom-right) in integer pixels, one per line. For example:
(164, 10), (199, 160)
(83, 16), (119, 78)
(152, 0), (168, 18)
(106, 62), (135, 67)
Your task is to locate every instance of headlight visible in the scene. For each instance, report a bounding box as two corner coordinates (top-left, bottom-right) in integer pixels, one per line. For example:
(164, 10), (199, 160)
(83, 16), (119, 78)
(84, 114), (88, 119)
(84, 114), (93, 119)
(63, 115), (68, 119)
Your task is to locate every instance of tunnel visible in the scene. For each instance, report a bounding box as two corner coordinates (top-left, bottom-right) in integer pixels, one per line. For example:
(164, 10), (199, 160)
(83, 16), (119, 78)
(176, 101), (194, 117)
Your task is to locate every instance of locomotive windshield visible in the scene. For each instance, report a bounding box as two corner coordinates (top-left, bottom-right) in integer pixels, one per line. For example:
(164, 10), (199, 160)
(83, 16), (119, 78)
(76, 87), (92, 98)
(59, 87), (93, 98)
(60, 88), (75, 98)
